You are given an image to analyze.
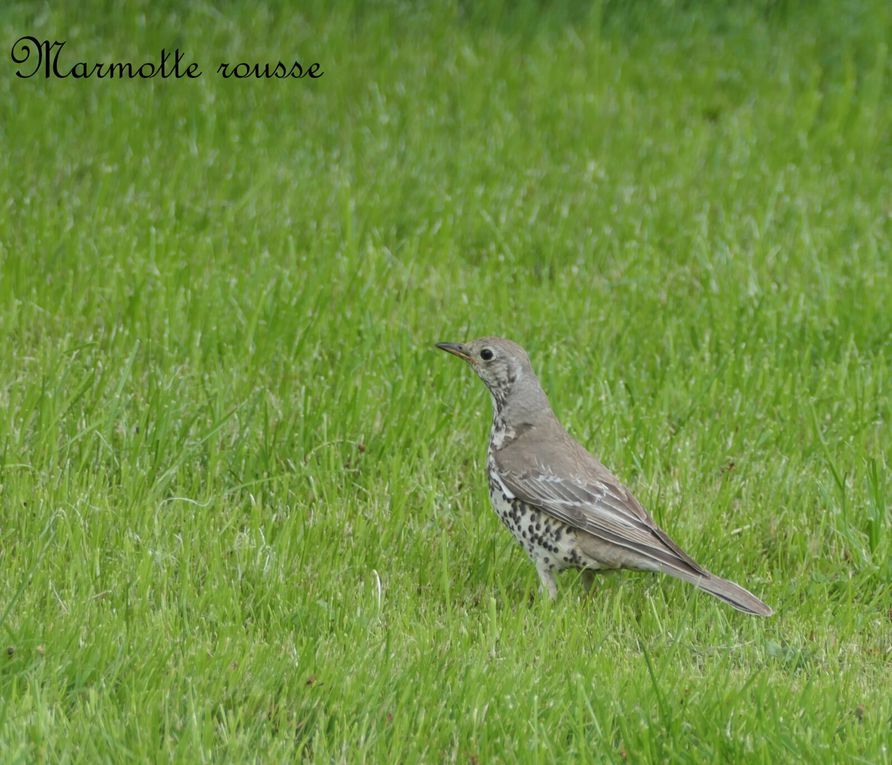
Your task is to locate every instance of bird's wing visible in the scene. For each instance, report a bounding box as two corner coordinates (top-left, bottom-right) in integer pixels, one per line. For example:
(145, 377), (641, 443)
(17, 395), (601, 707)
(496, 467), (707, 576)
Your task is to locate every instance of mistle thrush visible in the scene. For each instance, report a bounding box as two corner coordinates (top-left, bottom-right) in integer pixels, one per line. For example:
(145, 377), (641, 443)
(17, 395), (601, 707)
(437, 336), (772, 616)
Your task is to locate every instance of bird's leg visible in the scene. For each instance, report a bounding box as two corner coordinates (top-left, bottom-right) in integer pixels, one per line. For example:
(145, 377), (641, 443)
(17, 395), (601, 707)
(580, 568), (597, 592)
(536, 562), (558, 599)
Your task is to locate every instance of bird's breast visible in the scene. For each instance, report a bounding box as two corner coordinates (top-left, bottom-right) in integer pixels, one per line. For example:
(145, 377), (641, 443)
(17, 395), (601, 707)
(489, 420), (514, 450)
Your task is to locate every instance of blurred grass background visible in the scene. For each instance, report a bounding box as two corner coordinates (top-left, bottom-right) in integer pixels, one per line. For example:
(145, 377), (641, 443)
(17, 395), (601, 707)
(0, 1), (890, 761)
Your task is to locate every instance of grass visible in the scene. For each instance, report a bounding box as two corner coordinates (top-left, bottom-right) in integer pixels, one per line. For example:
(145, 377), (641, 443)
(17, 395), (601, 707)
(0, 0), (890, 761)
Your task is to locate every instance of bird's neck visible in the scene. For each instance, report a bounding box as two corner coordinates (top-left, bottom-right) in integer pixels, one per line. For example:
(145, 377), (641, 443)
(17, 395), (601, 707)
(489, 395), (512, 450)
(488, 381), (552, 450)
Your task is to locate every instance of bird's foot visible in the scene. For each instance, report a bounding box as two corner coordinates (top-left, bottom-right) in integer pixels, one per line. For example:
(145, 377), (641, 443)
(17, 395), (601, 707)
(536, 565), (558, 600)
(580, 568), (598, 593)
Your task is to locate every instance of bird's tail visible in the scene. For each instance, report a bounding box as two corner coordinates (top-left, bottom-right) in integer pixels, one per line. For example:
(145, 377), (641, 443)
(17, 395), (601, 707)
(665, 568), (773, 616)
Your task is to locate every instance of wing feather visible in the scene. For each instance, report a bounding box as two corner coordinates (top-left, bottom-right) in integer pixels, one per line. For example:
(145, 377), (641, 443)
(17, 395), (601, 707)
(499, 468), (707, 576)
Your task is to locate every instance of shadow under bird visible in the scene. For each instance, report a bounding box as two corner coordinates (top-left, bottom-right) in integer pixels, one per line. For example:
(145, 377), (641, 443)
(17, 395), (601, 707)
(436, 337), (773, 616)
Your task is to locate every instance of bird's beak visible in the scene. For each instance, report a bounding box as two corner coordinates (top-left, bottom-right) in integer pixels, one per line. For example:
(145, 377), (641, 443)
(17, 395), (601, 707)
(436, 342), (474, 363)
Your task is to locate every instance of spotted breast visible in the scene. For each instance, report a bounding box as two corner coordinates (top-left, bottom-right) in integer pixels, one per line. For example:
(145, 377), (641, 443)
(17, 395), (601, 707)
(486, 451), (595, 597)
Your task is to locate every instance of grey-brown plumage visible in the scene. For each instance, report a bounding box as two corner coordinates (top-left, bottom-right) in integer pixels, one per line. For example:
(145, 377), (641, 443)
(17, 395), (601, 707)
(436, 336), (773, 616)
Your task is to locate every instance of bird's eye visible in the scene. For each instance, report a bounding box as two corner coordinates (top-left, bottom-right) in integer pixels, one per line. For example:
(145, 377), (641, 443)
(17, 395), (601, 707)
(480, 348), (494, 361)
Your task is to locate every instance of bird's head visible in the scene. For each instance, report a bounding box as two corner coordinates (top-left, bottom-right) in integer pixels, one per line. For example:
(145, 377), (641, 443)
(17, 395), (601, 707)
(436, 336), (537, 412)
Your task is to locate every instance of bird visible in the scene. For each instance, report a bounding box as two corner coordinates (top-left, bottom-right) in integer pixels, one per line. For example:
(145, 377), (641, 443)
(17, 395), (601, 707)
(436, 336), (773, 616)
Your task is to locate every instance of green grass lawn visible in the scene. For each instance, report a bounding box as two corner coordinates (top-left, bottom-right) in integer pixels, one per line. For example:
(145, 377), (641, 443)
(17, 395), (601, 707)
(1, 0), (890, 761)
